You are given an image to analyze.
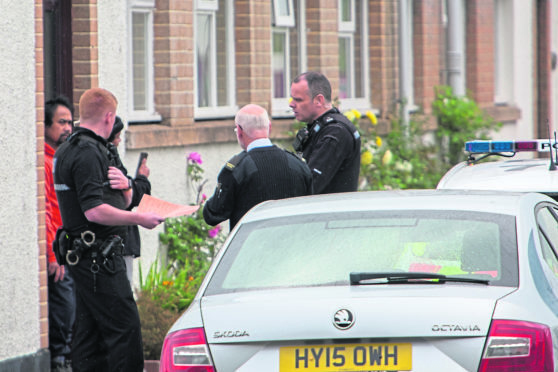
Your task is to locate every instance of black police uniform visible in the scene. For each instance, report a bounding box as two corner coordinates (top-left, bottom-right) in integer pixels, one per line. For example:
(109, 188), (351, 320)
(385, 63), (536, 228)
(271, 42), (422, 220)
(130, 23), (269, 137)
(108, 143), (151, 258)
(54, 127), (144, 372)
(203, 144), (313, 229)
(296, 108), (361, 194)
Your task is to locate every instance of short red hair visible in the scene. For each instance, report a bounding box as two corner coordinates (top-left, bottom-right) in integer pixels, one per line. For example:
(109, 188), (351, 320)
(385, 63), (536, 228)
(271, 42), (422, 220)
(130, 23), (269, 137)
(78, 88), (118, 123)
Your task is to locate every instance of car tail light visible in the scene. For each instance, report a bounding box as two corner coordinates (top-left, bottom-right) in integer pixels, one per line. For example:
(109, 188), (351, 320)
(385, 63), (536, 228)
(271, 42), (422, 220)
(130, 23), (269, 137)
(159, 327), (215, 372)
(479, 319), (554, 372)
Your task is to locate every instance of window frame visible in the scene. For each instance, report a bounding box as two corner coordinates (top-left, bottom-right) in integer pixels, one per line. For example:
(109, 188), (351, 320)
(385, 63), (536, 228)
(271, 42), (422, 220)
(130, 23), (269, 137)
(494, 0), (514, 104)
(271, 0), (307, 118)
(338, 0), (369, 112)
(272, 0), (295, 27)
(338, 0), (356, 32)
(194, 0), (237, 120)
(128, 0), (161, 123)
(401, 0), (416, 111)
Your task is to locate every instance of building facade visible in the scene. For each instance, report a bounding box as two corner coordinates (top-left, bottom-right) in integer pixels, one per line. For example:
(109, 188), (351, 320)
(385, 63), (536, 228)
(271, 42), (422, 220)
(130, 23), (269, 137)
(1, 0), (556, 368)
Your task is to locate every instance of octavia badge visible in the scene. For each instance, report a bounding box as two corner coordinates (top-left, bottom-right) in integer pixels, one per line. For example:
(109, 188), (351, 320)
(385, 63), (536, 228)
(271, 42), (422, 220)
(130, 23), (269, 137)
(333, 309), (355, 330)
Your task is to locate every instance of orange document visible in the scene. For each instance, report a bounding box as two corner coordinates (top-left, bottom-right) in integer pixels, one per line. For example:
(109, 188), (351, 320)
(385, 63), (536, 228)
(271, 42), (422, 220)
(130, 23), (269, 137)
(137, 194), (199, 219)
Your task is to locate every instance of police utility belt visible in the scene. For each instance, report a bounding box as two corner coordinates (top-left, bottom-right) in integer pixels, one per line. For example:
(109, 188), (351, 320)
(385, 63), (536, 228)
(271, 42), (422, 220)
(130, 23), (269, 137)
(53, 228), (123, 267)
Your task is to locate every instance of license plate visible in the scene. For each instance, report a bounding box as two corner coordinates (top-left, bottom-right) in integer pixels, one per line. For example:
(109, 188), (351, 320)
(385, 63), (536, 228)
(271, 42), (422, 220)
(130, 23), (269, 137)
(280, 343), (412, 371)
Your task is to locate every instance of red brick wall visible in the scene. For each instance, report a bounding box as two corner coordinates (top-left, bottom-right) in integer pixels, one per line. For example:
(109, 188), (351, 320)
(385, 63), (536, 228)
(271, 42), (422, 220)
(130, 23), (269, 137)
(35, 0), (48, 350)
(154, 0), (194, 126)
(413, 0), (442, 115)
(72, 0), (99, 118)
(466, 0), (495, 108)
(235, 0), (273, 109)
(369, 0), (399, 117)
(306, 0), (340, 95)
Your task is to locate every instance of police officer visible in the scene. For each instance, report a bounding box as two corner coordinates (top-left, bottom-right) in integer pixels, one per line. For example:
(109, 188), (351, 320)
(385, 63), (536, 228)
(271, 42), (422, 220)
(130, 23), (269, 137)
(203, 104), (313, 230)
(107, 116), (152, 284)
(54, 88), (163, 372)
(290, 71), (361, 194)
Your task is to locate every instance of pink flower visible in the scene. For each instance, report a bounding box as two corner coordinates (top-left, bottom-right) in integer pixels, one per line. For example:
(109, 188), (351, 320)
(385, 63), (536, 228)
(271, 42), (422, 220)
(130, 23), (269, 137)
(202, 194), (207, 202)
(208, 225), (221, 238)
(187, 152), (203, 165)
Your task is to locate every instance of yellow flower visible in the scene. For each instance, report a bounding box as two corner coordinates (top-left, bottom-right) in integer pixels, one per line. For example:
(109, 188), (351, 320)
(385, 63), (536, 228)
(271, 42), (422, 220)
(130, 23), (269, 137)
(375, 136), (382, 147)
(344, 111), (355, 123)
(361, 150), (373, 165)
(382, 150), (393, 165)
(288, 97), (293, 104)
(365, 110), (378, 125)
(351, 109), (362, 120)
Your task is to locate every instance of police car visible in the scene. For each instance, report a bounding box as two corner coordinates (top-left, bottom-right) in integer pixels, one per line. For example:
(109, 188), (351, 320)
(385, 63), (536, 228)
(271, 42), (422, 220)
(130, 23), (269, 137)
(160, 190), (558, 371)
(437, 139), (558, 201)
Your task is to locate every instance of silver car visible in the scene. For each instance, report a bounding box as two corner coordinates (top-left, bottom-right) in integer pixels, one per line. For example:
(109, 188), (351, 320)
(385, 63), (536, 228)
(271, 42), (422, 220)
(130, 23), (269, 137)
(160, 190), (558, 372)
(437, 139), (558, 201)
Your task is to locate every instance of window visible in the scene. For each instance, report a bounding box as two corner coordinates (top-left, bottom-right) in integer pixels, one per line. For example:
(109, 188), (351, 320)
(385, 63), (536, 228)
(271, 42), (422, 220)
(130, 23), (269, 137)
(129, 0), (160, 122)
(195, 0), (236, 119)
(205, 210), (518, 295)
(273, 0), (295, 27)
(272, 0), (306, 118)
(338, 0), (369, 112)
(537, 206), (558, 277)
(494, 0), (513, 104)
(400, 0), (415, 110)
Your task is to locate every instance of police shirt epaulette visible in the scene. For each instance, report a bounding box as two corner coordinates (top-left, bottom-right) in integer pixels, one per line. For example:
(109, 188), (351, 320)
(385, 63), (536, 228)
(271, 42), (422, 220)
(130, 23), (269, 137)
(225, 151), (247, 171)
(284, 149), (306, 163)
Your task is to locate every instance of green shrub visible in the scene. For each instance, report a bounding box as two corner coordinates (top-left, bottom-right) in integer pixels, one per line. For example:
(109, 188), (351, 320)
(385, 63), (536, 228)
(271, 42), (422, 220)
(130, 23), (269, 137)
(432, 86), (501, 165)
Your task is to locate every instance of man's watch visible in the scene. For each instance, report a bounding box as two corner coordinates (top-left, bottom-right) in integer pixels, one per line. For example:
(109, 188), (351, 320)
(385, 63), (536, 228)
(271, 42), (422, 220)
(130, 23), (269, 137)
(126, 177), (133, 190)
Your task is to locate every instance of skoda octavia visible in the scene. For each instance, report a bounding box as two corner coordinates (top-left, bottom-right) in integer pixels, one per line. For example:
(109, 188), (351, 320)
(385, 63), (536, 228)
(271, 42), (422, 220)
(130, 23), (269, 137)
(160, 190), (558, 371)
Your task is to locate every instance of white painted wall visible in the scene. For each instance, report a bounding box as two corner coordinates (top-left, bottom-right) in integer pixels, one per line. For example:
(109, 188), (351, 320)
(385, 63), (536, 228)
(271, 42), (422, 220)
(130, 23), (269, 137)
(0, 0), (41, 360)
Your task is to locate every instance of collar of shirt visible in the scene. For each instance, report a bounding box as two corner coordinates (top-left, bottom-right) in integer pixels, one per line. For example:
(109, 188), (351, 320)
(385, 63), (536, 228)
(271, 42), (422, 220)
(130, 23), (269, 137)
(247, 138), (272, 152)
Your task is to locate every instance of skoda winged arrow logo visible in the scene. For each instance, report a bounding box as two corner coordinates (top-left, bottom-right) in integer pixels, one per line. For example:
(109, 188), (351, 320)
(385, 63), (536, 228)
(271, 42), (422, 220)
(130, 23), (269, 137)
(333, 309), (355, 330)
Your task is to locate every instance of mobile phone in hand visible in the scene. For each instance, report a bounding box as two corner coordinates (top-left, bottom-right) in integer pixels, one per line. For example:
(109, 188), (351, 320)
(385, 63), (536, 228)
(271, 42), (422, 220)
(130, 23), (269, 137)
(135, 152), (148, 178)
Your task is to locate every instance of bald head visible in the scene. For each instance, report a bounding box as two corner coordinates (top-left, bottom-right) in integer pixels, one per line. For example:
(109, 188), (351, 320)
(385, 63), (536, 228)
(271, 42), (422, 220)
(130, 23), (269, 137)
(235, 104), (270, 137)
(234, 104), (271, 150)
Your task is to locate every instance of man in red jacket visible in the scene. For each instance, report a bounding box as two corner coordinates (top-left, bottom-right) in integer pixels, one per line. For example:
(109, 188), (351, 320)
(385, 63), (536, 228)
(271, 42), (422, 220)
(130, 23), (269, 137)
(45, 95), (76, 372)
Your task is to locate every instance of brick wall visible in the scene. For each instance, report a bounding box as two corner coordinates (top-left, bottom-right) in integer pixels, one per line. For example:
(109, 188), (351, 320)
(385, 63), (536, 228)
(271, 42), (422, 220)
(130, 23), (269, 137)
(369, 0), (399, 117)
(306, 0), (339, 94)
(72, 0), (99, 118)
(35, 0), (48, 350)
(154, 0), (194, 126)
(235, 0), (273, 109)
(414, 0), (442, 115)
(466, 0), (495, 108)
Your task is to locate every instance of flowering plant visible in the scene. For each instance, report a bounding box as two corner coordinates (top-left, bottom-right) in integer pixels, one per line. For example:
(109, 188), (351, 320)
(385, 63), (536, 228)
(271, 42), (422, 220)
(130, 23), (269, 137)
(344, 87), (499, 191)
(345, 109), (443, 191)
(160, 151), (225, 271)
(138, 152), (226, 360)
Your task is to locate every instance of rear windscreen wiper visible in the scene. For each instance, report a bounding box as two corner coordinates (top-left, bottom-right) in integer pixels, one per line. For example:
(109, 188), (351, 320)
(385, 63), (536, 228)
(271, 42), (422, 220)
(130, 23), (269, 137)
(350, 272), (490, 285)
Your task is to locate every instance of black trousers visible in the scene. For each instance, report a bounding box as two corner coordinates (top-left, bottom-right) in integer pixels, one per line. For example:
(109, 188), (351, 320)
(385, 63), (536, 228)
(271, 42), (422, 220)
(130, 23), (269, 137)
(68, 254), (144, 372)
(48, 268), (76, 361)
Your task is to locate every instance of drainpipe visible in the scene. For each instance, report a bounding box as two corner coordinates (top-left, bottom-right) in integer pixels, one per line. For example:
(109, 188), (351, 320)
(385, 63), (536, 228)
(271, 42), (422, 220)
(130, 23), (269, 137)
(447, 0), (465, 96)
(398, 0), (410, 134)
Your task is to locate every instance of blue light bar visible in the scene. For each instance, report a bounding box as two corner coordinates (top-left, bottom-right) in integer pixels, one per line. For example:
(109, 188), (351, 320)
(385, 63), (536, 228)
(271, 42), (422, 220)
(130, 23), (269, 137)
(465, 140), (558, 154)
